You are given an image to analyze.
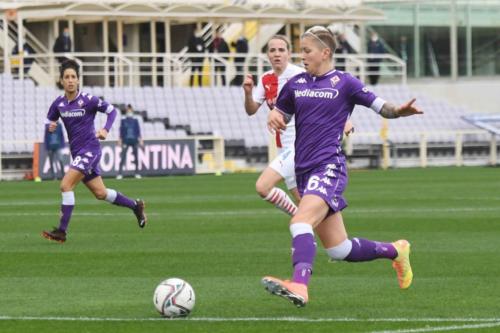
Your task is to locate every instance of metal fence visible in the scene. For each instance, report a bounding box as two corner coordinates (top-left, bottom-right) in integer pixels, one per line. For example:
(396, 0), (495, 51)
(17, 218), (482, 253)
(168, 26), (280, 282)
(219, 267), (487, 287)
(2, 51), (407, 87)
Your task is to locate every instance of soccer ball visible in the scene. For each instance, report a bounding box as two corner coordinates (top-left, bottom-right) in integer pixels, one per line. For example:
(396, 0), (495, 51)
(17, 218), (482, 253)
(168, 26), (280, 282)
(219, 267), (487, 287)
(153, 278), (195, 318)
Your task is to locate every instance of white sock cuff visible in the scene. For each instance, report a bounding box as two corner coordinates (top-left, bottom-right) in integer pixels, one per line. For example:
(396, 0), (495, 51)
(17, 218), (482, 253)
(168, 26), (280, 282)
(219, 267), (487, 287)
(290, 223), (313, 238)
(264, 187), (281, 201)
(105, 189), (117, 203)
(326, 239), (352, 261)
(61, 191), (75, 205)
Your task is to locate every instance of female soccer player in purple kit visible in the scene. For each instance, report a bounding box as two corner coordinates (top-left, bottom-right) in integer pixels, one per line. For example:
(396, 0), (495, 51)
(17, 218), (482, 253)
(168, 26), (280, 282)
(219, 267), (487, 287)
(42, 60), (147, 243)
(262, 27), (423, 307)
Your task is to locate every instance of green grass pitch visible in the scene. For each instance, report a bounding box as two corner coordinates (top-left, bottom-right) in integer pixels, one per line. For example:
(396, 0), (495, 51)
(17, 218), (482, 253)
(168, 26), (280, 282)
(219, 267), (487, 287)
(1, 166), (499, 333)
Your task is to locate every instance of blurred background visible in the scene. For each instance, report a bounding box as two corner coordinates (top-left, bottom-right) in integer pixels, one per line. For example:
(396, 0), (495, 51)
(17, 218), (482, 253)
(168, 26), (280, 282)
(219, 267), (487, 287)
(0, 0), (499, 180)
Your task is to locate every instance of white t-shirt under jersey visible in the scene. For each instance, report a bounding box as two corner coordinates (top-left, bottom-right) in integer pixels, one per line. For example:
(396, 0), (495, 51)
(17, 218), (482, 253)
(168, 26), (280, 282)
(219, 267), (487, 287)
(252, 63), (304, 151)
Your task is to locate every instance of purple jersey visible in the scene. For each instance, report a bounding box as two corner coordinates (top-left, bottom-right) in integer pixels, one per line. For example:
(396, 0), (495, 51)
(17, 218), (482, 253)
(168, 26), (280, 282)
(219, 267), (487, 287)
(276, 70), (377, 174)
(46, 91), (115, 157)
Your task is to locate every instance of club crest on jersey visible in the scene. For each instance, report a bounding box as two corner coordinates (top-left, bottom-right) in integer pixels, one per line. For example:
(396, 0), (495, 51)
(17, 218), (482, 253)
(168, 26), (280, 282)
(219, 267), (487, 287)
(77, 99), (84, 107)
(330, 75), (340, 87)
(295, 77), (307, 84)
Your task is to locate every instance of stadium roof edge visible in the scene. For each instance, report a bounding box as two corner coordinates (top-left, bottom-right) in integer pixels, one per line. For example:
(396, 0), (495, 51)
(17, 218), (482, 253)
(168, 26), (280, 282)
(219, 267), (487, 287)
(211, 5), (255, 15)
(302, 6), (344, 16)
(165, 4), (210, 14)
(115, 3), (163, 12)
(65, 3), (115, 12)
(257, 6), (298, 15)
(1, 2), (385, 23)
(346, 6), (385, 17)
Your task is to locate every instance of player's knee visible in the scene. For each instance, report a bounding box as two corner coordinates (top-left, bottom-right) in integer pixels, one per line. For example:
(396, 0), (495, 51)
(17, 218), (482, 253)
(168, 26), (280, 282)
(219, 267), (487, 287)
(93, 189), (108, 200)
(255, 179), (271, 198)
(60, 183), (72, 193)
(326, 239), (352, 261)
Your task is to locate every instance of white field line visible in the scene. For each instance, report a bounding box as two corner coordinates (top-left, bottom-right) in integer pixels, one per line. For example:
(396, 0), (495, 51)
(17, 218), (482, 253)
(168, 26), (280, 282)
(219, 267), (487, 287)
(0, 207), (499, 217)
(371, 321), (500, 333)
(0, 316), (499, 323)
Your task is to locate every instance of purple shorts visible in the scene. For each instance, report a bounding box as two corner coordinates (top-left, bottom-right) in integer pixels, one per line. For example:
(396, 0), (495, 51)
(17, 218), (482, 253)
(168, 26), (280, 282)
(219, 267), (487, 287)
(70, 148), (102, 183)
(296, 159), (348, 213)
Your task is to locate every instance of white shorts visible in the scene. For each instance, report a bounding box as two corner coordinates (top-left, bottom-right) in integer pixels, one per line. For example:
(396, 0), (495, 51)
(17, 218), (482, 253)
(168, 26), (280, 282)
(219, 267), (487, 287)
(269, 147), (296, 190)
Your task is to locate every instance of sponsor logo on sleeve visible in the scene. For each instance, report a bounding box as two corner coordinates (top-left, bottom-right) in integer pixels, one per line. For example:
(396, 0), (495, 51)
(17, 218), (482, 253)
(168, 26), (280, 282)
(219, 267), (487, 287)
(320, 176), (332, 185)
(317, 186), (327, 195)
(324, 169), (337, 178)
(326, 163), (337, 170)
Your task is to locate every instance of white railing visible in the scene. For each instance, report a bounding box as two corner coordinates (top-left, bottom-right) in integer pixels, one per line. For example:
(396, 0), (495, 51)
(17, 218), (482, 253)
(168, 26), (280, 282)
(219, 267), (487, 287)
(345, 129), (497, 168)
(5, 51), (407, 87)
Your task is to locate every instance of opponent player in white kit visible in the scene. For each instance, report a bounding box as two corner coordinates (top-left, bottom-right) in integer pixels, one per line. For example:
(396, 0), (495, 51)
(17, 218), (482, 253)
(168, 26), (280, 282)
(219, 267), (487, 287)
(243, 35), (303, 216)
(243, 35), (353, 217)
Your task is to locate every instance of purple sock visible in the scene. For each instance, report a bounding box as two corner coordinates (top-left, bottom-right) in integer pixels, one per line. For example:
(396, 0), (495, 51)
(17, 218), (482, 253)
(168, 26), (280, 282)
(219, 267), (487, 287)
(291, 233), (316, 285)
(113, 192), (136, 210)
(58, 205), (74, 232)
(345, 238), (397, 262)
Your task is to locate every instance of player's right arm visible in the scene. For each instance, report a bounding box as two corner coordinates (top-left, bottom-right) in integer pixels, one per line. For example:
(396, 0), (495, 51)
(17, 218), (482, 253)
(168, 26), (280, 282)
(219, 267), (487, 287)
(243, 74), (262, 115)
(46, 99), (60, 133)
(343, 119), (354, 137)
(267, 108), (287, 133)
(268, 79), (295, 133)
(48, 121), (58, 133)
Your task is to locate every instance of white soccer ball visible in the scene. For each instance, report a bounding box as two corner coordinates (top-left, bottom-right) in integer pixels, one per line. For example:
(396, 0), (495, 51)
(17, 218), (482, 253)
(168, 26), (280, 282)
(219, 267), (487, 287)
(153, 278), (195, 318)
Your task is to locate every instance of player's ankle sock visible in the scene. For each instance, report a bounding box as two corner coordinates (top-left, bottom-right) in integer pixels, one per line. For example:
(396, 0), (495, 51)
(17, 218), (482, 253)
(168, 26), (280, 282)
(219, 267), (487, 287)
(264, 187), (298, 216)
(105, 189), (136, 209)
(345, 238), (397, 262)
(58, 191), (74, 232)
(290, 223), (316, 285)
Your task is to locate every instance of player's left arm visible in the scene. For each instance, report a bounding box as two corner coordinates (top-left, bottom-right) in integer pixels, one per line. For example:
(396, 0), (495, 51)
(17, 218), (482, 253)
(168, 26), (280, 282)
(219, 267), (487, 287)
(348, 76), (423, 119)
(94, 96), (117, 140)
(379, 98), (423, 118)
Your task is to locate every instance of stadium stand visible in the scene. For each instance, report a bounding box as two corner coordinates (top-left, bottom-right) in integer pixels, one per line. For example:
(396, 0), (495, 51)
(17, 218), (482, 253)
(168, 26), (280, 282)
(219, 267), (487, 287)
(0, 72), (491, 159)
(0, 74), (489, 163)
(350, 84), (491, 145)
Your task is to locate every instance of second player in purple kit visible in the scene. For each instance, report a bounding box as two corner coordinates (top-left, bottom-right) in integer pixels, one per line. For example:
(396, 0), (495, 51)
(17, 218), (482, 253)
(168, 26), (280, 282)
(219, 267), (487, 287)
(41, 60), (147, 243)
(262, 26), (423, 307)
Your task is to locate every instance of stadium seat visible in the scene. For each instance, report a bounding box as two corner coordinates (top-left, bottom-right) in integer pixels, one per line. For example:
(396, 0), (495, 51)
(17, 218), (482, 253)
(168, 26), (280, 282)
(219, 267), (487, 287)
(0, 73), (487, 155)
